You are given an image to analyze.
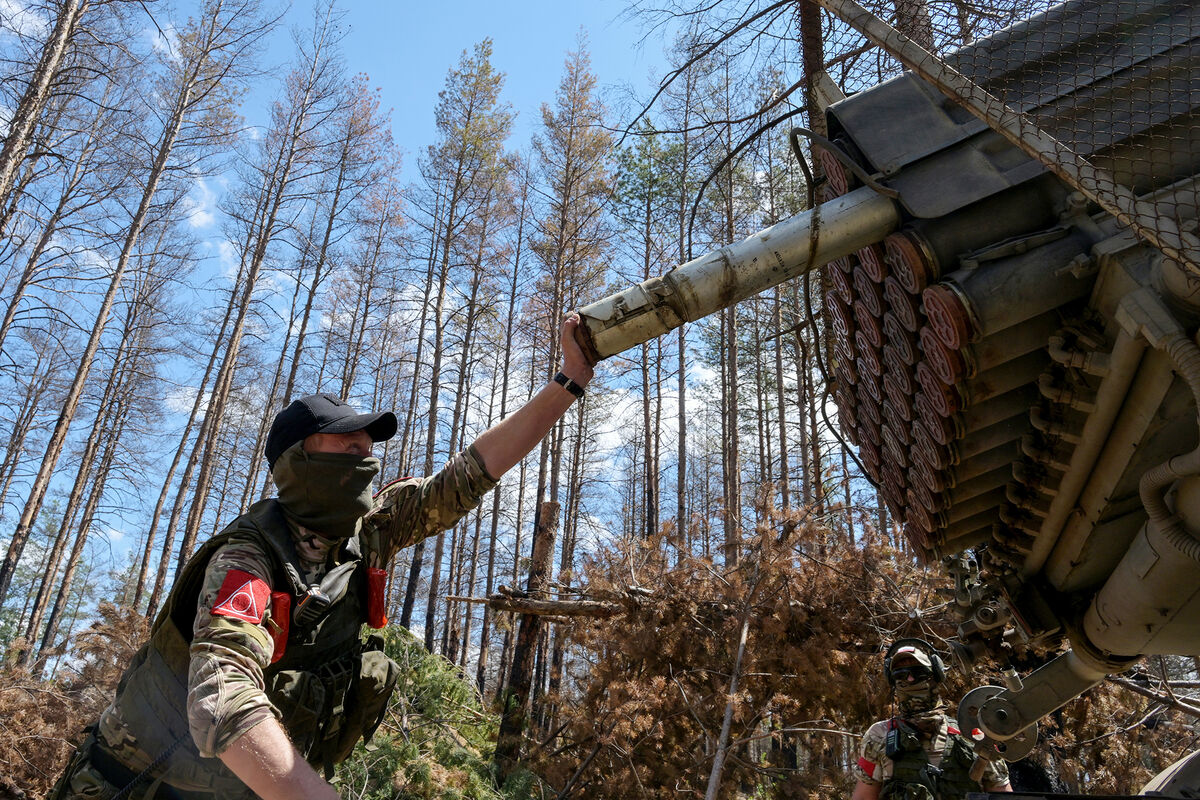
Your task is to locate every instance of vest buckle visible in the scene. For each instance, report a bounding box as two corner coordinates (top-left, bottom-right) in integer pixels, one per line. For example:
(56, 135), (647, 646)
(295, 586), (332, 627)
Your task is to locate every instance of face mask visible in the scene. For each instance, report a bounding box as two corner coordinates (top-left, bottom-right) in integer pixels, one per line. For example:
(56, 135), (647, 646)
(895, 680), (942, 716)
(272, 441), (380, 541)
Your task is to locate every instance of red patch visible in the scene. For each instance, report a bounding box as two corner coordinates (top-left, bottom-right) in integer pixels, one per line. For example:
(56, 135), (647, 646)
(857, 757), (876, 778)
(948, 725), (961, 735)
(212, 570), (270, 624)
(269, 592), (290, 662)
(366, 567), (388, 629)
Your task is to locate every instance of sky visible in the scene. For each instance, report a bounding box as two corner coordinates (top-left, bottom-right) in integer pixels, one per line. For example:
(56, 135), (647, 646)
(288, 0), (669, 175)
(56, 0), (678, 564)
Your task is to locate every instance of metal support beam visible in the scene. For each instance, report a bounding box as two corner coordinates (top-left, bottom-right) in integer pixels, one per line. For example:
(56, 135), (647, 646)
(975, 650), (1107, 742)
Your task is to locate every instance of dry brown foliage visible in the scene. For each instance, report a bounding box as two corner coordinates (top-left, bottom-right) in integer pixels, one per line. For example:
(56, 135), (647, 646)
(530, 515), (1199, 798)
(0, 602), (148, 798)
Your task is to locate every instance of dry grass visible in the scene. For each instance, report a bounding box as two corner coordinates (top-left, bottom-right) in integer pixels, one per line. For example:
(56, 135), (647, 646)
(0, 603), (148, 798)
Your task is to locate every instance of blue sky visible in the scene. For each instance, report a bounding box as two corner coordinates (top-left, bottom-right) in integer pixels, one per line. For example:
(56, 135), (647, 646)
(322, 0), (666, 170)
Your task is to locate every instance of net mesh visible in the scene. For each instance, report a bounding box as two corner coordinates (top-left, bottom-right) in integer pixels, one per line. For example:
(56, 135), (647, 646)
(821, 0), (1200, 273)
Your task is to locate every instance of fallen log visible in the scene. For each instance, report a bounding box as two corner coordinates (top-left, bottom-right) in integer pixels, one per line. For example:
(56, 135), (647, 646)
(444, 595), (625, 619)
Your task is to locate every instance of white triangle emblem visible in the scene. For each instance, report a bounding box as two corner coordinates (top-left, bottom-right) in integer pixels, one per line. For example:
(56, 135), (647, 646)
(213, 579), (262, 622)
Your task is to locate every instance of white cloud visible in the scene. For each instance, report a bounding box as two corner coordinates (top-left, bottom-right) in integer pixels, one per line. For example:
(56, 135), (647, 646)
(0, 0), (49, 39)
(184, 177), (217, 229)
(215, 239), (239, 278)
(146, 21), (180, 60)
(99, 523), (125, 544)
(164, 384), (205, 415)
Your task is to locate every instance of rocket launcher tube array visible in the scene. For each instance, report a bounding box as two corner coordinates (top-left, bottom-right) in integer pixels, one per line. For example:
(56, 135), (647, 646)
(575, 186), (900, 362)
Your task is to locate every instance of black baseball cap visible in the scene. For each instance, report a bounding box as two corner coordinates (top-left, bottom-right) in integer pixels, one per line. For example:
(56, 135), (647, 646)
(265, 393), (397, 469)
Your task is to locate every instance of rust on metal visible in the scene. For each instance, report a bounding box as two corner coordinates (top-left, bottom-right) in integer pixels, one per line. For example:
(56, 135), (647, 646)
(914, 393), (958, 446)
(853, 267), (886, 317)
(920, 326), (969, 385)
(819, 147), (851, 196)
(858, 243), (888, 282)
(857, 383), (882, 426)
(882, 346), (915, 394)
(880, 400), (912, 443)
(882, 310), (921, 364)
(855, 330), (883, 378)
(853, 301), (884, 348)
(885, 230), (938, 294)
(826, 290), (855, 341)
(883, 374), (914, 420)
(916, 361), (963, 416)
(923, 283), (977, 350)
(830, 261), (856, 304)
(829, 256), (854, 274)
(912, 423), (956, 470)
(883, 276), (924, 333)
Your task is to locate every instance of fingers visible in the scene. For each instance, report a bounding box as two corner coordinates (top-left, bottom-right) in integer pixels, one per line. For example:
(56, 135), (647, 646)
(560, 312), (596, 378)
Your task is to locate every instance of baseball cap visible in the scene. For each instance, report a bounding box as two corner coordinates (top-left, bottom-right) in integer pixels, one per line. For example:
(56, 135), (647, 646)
(265, 393), (397, 469)
(891, 645), (933, 669)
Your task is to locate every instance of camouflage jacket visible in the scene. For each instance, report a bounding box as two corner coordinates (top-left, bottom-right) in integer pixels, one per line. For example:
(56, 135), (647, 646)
(852, 712), (1010, 789)
(99, 445), (497, 766)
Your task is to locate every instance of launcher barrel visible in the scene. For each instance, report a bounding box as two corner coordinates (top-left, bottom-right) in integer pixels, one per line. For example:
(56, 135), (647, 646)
(575, 185), (900, 362)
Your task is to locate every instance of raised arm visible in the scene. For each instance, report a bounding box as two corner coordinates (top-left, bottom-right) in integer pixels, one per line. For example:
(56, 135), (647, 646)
(472, 312), (594, 478)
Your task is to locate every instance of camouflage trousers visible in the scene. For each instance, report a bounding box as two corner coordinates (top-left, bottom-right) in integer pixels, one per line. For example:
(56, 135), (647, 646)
(49, 729), (222, 800)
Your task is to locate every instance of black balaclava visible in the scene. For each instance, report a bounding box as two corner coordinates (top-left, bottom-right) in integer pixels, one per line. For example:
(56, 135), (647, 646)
(272, 441), (380, 543)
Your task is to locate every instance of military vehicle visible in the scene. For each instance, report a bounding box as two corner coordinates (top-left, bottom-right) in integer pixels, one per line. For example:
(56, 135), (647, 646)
(574, 0), (1200, 794)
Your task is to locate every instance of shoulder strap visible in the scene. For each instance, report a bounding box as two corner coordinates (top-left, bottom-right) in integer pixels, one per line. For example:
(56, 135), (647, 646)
(246, 499), (310, 596)
(245, 499), (364, 628)
(888, 719), (930, 783)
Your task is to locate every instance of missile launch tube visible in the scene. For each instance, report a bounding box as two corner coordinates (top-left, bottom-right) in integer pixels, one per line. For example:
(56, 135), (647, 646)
(575, 186), (901, 361)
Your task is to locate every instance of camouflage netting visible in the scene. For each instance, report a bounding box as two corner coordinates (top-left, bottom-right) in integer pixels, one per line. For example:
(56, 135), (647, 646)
(823, 0), (1200, 280)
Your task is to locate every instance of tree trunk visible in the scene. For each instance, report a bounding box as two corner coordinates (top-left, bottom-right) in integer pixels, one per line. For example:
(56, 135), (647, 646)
(37, 394), (129, 668)
(0, 0), (90, 236)
(144, 266), (246, 619)
(704, 610), (751, 800)
(0, 341), (60, 517)
(495, 501), (560, 780)
(0, 29), (206, 603)
(0, 104), (104, 356)
(774, 289), (791, 510)
(428, 208), (488, 652)
(180, 11), (338, 562)
(401, 182), (457, 636)
(477, 161), (529, 693)
(20, 281), (143, 662)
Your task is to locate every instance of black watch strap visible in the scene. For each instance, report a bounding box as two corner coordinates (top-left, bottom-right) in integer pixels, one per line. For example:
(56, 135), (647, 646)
(553, 371), (585, 398)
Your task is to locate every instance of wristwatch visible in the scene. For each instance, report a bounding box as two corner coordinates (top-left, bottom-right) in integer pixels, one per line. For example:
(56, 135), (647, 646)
(553, 371), (585, 398)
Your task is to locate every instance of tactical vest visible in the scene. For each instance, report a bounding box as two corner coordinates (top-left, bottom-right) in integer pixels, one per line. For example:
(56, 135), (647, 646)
(106, 499), (398, 796)
(880, 718), (981, 800)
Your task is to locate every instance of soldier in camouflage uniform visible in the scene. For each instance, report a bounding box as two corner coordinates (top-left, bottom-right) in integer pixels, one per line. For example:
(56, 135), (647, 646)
(51, 315), (594, 799)
(851, 639), (1012, 800)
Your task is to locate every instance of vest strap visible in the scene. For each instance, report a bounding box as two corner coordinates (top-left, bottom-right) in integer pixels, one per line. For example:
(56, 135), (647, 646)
(247, 500), (363, 631)
(93, 734), (196, 800)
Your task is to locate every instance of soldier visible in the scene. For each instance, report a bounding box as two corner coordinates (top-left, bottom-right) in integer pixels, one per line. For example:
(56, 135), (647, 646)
(850, 638), (1013, 800)
(51, 315), (594, 799)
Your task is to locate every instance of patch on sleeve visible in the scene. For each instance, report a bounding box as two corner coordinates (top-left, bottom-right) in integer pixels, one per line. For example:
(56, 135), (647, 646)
(857, 757), (876, 778)
(211, 570), (270, 624)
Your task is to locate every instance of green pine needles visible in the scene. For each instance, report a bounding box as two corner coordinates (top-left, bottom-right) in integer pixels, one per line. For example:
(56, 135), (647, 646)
(334, 626), (540, 800)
